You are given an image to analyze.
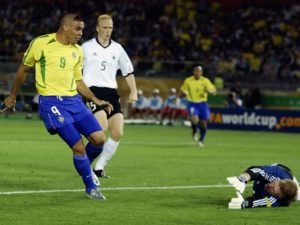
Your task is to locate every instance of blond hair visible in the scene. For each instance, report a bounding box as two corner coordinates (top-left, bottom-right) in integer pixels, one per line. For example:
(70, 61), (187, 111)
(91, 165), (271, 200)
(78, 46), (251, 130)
(97, 14), (112, 25)
(279, 180), (298, 203)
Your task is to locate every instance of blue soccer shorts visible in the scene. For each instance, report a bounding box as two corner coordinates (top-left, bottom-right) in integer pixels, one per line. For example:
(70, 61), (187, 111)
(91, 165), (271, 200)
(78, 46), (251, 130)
(187, 101), (210, 120)
(38, 95), (102, 147)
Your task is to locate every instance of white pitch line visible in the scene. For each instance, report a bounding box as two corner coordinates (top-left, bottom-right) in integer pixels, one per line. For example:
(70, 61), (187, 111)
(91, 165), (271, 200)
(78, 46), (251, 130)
(0, 184), (233, 196)
(0, 140), (287, 149)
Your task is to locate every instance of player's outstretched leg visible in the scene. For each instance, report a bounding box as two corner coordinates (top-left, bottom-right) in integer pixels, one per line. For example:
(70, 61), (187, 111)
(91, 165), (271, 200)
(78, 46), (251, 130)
(73, 154), (105, 200)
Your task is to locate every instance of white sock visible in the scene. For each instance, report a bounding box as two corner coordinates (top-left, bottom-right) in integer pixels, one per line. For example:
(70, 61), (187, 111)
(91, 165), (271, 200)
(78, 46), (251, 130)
(94, 137), (119, 170)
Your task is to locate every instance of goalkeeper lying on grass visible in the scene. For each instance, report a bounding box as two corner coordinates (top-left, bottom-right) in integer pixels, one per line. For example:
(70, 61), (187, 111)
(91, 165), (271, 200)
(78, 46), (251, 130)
(227, 163), (299, 209)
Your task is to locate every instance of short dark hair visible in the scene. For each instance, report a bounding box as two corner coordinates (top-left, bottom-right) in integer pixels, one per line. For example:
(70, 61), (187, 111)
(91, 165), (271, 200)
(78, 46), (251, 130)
(60, 13), (83, 27)
(73, 14), (83, 22)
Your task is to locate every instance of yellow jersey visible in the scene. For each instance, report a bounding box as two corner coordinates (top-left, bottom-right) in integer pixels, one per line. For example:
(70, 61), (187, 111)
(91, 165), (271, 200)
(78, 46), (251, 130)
(180, 75), (216, 102)
(22, 33), (83, 96)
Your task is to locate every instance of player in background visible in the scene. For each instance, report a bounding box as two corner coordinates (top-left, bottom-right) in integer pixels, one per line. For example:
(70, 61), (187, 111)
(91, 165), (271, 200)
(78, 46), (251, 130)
(0, 14), (113, 200)
(131, 89), (149, 119)
(147, 88), (163, 120)
(82, 14), (137, 178)
(25, 93), (40, 119)
(227, 163), (299, 209)
(161, 88), (177, 125)
(161, 88), (189, 126)
(175, 96), (189, 125)
(177, 66), (216, 147)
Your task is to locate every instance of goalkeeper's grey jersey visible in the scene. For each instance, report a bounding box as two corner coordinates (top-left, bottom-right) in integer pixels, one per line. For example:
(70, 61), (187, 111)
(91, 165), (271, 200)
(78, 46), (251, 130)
(82, 38), (134, 89)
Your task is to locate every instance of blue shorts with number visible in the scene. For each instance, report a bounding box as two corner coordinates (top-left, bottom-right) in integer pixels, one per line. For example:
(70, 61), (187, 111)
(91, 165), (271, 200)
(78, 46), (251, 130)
(187, 101), (210, 120)
(38, 95), (102, 147)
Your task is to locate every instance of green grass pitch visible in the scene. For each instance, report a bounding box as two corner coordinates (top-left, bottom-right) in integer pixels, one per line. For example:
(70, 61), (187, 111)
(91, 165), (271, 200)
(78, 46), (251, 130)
(0, 115), (299, 225)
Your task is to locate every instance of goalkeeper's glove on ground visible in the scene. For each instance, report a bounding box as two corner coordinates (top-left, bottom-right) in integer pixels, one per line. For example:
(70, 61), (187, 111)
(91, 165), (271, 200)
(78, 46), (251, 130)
(228, 192), (244, 209)
(226, 176), (247, 193)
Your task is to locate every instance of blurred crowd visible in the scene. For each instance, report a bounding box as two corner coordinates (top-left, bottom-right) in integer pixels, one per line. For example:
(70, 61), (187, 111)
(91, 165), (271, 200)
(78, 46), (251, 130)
(1, 0), (300, 89)
(130, 88), (188, 126)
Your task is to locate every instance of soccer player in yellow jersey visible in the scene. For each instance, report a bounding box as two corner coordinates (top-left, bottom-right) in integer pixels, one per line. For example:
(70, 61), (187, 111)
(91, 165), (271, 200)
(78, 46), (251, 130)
(178, 66), (216, 147)
(1, 14), (113, 200)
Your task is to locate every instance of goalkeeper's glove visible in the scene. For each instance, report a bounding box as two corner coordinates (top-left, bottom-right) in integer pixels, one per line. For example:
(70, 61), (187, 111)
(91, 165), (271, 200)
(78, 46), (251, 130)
(228, 192), (244, 209)
(226, 176), (247, 193)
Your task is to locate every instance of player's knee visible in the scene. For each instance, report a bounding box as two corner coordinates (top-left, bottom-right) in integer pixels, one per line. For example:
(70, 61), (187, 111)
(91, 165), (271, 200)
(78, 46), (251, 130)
(110, 130), (123, 141)
(72, 140), (86, 155)
(89, 131), (106, 146)
(191, 116), (198, 123)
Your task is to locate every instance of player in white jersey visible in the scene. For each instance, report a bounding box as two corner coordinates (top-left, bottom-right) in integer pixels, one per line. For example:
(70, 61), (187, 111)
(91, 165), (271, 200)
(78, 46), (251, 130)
(82, 14), (138, 178)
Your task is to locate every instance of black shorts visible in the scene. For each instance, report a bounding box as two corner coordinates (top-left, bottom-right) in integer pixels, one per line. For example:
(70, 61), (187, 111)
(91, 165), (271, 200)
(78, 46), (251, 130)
(88, 86), (123, 119)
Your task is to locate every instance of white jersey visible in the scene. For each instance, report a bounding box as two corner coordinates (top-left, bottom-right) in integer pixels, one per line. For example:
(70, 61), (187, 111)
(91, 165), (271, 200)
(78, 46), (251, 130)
(82, 38), (134, 89)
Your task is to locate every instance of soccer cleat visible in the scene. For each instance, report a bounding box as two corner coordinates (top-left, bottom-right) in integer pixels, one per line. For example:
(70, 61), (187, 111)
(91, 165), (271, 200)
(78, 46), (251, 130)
(198, 141), (204, 147)
(91, 169), (101, 187)
(86, 189), (106, 200)
(93, 169), (110, 178)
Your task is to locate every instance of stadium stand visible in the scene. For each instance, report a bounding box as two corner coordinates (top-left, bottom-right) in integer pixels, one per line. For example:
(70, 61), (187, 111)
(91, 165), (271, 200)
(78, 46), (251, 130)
(0, 0), (300, 108)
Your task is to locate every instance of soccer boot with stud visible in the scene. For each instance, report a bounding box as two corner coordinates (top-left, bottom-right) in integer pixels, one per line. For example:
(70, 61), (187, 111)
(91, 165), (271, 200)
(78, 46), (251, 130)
(93, 169), (110, 178)
(86, 189), (106, 200)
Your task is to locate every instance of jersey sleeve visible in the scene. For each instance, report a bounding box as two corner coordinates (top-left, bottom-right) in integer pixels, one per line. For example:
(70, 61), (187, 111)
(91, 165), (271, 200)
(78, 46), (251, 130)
(118, 48), (134, 76)
(245, 166), (279, 183)
(22, 38), (40, 67)
(81, 42), (88, 69)
(243, 196), (284, 208)
(180, 78), (189, 93)
(205, 78), (216, 93)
